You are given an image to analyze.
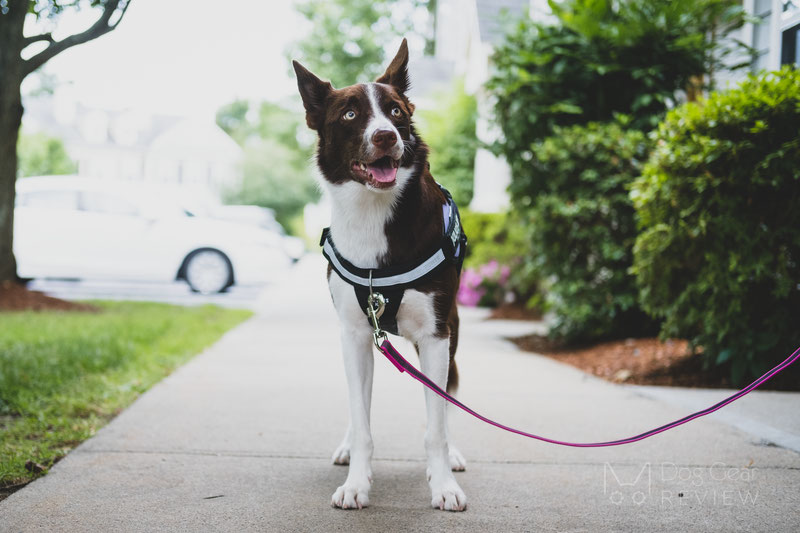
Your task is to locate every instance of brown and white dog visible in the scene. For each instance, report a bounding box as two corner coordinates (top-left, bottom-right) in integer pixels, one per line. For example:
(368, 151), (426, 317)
(293, 39), (467, 511)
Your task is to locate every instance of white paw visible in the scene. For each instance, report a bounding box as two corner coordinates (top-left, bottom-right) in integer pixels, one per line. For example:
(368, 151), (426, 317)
(449, 445), (467, 472)
(331, 441), (350, 465)
(429, 475), (467, 512)
(331, 479), (371, 510)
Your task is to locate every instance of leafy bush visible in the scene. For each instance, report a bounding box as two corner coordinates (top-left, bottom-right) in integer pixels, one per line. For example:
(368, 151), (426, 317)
(460, 210), (525, 268)
(459, 209), (540, 307)
(488, 0), (748, 188)
(417, 79), (477, 206)
(631, 67), (800, 384)
(17, 132), (76, 177)
(528, 120), (657, 341)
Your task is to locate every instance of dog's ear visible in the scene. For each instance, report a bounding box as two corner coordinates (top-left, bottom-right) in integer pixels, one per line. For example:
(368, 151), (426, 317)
(293, 60), (333, 131)
(376, 38), (410, 94)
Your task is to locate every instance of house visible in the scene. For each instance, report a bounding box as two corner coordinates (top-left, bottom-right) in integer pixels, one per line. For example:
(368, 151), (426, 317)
(21, 90), (243, 201)
(434, 0), (531, 213)
(725, 0), (800, 83)
(432, 0), (800, 214)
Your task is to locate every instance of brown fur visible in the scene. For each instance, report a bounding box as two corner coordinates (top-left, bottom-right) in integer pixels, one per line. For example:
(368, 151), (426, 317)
(295, 40), (461, 394)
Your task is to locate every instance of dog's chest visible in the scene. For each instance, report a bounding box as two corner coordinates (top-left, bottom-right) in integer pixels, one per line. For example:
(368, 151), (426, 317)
(327, 181), (397, 268)
(325, 179), (440, 342)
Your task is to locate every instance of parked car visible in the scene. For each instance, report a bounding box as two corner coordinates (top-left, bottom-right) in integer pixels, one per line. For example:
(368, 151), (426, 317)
(14, 176), (292, 293)
(208, 205), (306, 262)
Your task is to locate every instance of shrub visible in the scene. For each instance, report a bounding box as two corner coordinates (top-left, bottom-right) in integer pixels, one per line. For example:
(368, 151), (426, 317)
(459, 209), (540, 307)
(488, 0), (748, 190)
(460, 210), (526, 268)
(631, 67), (800, 384)
(528, 120), (658, 341)
(417, 79), (478, 206)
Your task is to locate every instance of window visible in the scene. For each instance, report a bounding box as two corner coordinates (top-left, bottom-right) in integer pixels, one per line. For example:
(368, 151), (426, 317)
(17, 190), (80, 210)
(782, 22), (800, 65)
(80, 191), (139, 216)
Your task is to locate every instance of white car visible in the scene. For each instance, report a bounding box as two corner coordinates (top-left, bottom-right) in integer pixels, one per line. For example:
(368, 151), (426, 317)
(209, 205), (306, 261)
(14, 176), (292, 293)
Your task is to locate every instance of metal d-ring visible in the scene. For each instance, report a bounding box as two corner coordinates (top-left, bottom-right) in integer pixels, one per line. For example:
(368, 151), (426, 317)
(367, 270), (386, 319)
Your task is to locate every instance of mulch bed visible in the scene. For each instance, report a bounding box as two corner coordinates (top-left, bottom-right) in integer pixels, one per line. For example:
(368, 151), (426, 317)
(0, 281), (97, 312)
(511, 333), (799, 391)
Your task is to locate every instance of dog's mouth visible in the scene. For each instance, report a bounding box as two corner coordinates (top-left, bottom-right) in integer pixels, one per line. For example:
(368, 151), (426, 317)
(352, 156), (400, 189)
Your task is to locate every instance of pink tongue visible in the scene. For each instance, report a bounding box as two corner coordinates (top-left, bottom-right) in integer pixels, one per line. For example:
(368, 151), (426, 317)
(368, 165), (397, 183)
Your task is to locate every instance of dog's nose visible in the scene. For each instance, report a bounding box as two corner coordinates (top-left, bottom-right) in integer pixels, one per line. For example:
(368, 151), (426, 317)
(371, 129), (397, 151)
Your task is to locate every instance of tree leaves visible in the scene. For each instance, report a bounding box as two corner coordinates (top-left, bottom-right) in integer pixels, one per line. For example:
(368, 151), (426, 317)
(488, 0), (749, 190)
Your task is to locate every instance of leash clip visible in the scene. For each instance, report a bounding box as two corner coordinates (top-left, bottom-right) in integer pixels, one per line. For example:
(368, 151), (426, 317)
(367, 270), (387, 348)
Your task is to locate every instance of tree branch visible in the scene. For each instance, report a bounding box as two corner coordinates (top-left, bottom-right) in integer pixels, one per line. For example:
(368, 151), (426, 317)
(22, 33), (56, 47)
(22, 0), (131, 77)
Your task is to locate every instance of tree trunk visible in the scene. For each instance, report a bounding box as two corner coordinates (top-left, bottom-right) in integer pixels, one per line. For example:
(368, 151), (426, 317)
(0, 2), (28, 282)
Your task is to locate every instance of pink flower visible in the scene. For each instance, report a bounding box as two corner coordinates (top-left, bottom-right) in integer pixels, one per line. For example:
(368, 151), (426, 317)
(457, 268), (486, 306)
(499, 265), (511, 284)
(479, 260), (499, 278)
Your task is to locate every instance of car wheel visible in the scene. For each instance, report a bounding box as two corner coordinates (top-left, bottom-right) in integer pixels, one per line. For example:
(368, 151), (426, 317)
(183, 249), (232, 294)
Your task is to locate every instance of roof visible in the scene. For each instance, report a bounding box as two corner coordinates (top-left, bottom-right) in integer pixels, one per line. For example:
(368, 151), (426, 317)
(476, 0), (529, 43)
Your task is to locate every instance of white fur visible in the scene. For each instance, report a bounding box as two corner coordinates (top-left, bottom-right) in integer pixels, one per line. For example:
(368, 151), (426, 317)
(324, 165), (416, 268)
(362, 83), (404, 161)
(326, 175), (467, 511)
(328, 271), (375, 509)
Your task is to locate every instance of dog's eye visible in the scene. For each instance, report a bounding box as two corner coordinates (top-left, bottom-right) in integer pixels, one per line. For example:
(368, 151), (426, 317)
(391, 107), (402, 118)
(342, 110), (357, 120)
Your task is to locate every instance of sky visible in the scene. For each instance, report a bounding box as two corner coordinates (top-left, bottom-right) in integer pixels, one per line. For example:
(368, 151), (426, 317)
(22, 0), (309, 121)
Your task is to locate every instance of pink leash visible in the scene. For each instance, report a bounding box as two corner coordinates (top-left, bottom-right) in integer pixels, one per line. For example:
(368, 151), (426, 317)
(378, 339), (800, 448)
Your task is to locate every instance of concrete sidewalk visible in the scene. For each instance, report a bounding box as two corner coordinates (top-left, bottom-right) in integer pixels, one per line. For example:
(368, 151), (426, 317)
(2, 255), (799, 532)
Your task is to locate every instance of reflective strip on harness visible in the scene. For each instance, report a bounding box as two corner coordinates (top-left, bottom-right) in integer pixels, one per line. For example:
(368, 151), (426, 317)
(323, 239), (447, 288)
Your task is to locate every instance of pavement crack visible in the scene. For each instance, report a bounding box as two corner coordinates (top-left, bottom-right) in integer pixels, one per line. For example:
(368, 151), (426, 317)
(71, 448), (800, 470)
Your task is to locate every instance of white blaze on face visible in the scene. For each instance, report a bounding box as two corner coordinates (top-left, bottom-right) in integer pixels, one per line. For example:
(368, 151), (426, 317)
(363, 83), (404, 161)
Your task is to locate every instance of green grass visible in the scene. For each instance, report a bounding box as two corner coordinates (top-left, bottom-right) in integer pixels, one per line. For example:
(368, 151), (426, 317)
(0, 301), (252, 488)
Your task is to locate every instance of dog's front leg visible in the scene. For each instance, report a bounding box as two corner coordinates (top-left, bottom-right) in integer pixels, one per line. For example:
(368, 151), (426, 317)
(331, 325), (374, 509)
(419, 336), (467, 511)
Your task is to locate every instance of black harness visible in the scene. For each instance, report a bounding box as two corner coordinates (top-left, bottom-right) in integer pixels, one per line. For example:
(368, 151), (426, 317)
(320, 185), (467, 335)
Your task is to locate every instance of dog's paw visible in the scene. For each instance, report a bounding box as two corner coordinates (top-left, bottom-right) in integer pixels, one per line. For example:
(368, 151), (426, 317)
(331, 441), (350, 465)
(331, 479), (371, 510)
(449, 445), (467, 472)
(429, 475), (467, 512)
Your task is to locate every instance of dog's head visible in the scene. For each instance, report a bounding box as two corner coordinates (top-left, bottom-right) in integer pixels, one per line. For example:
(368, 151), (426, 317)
(292, 39), (423, 192)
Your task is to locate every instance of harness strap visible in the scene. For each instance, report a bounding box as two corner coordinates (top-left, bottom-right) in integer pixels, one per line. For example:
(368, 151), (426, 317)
(321, 184), (467, 330)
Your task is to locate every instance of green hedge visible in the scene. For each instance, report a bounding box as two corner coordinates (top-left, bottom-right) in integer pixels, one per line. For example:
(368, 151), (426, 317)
(528, 120), (658, 341)
(418, 79), (478, 207)
(460, 210), (527, 269)
(459, 210), (540, 306)
(631, 67), (800, 384)
(489, 0), (747, 189)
